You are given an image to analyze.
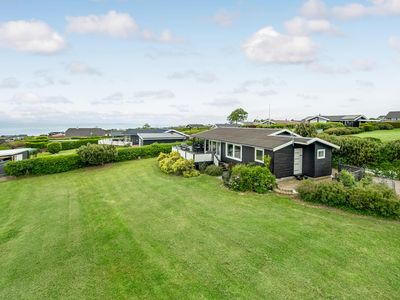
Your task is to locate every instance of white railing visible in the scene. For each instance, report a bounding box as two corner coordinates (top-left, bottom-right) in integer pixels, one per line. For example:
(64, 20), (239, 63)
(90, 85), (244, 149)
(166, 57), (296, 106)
(98, 139), (132, 146)
(172, 146), (213, 163)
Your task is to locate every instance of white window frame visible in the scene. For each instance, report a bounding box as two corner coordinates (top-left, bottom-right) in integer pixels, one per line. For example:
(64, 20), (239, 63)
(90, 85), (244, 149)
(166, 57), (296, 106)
(225, 143), (242, 161)
(317, 149), (326, 159)
(254, 148), (264, 163)
(209, 140), (221, 156)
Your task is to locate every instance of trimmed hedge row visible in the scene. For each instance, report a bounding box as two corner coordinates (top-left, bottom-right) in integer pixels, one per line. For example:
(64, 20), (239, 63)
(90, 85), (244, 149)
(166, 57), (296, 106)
(59, 139), (98, 150)
(116, 143), (178, 162)
(318, 134), (400, 166)
(4, 154), (84, 176)
(297, 180), (400, 219)
(5, 143), (178, 177)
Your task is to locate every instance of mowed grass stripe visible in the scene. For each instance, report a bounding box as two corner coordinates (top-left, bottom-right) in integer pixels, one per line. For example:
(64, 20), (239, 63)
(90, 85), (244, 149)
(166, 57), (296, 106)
(0, 158), (399, 299)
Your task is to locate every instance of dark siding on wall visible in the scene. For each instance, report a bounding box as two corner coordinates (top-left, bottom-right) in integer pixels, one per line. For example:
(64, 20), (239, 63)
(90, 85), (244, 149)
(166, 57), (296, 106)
(301, 145), (315, 177)
(220, 142), (242, 164)
(314, 142), (332, 177)
(273, 146), (294, 178)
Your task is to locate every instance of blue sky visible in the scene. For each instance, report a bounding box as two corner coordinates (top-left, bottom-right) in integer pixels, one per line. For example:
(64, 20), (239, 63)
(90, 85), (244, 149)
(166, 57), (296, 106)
(0, 0), (399, 131)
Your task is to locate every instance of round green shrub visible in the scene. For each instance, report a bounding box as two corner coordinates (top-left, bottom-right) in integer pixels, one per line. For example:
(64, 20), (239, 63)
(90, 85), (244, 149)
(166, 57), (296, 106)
(77, 144), (117, 165)
(338, 170), (356, 187)
(47, 142), (62, 154)
(228, 164), (276, 193)
(205, 165), (223, 176)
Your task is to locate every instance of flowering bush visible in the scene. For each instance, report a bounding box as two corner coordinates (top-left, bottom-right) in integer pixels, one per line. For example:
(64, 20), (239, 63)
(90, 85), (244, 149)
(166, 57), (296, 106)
(157, 152), (199, 177)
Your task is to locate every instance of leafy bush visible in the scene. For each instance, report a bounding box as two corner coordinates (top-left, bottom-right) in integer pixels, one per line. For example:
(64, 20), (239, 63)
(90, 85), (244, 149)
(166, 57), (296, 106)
(375, 123), (393, 130)
(59, 139), (98, 150)
(5, 142), (182, 177)
(228, 164), (276, 193)
(198, 162), (210, 173)
(294, 123), (317, 137)
(297, 180), (348, 206)
(4, 154), (84, 176)
(384, 122), (400, 128)
(117, 143), (178, 162)
(47, 142), (62, 154)
(314, 122), (345, 130)
(157, 151), (199, 177)
(297, 180), (400, 219)
(205, 165), (223, 176)
(77, 144), (117, 166)
(324, 127), (362, 136)
(25, 141), (48, 149)
(338, 170), (356, 187)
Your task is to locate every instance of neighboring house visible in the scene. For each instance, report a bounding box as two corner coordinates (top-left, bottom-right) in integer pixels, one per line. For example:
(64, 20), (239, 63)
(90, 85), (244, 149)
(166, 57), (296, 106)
(303, 115), (368, 127)
(65, 128), (110, 137)
(302, 115), (330, 123)
(137, 131), (188, 146)
(174, 127), (339, 179)
(0, 134), (28, 142)
(103, 128), (188, 146)
(186, 124), (206, 129)
(0, 148), (35, 176)
(48, 132), (65, 138)
(385, 111), (400, 121)
(212, 123), (241, 128)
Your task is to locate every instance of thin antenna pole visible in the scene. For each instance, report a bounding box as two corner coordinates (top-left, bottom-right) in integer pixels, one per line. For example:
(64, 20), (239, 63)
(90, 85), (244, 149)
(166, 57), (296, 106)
(268, 104), (271, 123)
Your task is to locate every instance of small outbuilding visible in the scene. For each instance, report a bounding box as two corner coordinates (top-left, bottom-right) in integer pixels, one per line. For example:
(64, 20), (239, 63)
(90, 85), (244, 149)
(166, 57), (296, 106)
(0, 148), (36, 176)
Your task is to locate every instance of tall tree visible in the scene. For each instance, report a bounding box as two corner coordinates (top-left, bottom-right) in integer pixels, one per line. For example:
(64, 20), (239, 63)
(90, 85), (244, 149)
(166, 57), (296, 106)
(227, 108), (248, 124)
(142, 123), (151, 129)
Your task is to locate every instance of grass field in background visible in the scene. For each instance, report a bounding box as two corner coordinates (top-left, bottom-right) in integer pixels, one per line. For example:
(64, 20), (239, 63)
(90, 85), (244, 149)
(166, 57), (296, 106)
(1, 159), (399, 299)
(352, 128), (400, 141)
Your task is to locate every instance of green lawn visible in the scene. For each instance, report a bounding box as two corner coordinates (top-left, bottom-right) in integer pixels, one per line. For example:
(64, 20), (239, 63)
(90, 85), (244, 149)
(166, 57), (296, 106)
(37, 149), (77, 157)
(1, 159), (400, 299)
(353, 128), (400, 141)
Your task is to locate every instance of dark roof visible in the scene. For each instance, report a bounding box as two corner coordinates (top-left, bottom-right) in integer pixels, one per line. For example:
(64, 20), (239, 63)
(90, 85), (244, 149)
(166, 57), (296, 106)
(65, 128), (109, 137)
(123, 128), (166, 135)
(321, 115), (366, 122)
(138, 132), (187, 140)
(192, 128), (339, 151)
(213, 123), (241, 128)
(386, 111), (400, 119)
(193, 128), (290, 150)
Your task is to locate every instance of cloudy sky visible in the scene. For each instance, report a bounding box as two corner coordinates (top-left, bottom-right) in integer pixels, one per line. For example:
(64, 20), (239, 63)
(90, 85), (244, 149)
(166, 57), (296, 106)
(0, 0), (400, 131)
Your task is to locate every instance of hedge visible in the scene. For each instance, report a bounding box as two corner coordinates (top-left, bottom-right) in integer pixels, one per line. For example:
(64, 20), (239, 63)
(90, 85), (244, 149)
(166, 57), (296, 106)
(116, 143), (178, 162)
(4, 154), (84, 176)
(384, 122), (400, 128)
(59, 139), (98, 150)
(4, 143), (179, 177)
(297, 180), (400, 219)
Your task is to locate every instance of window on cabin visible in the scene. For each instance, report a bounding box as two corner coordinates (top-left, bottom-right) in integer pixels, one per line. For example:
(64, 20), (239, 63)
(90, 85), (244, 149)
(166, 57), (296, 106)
(255, 148), (264, 163)
(226, 143), (241, 160)
(227, 143), (233, 157)
(317, 149), (326, 159)
(234, 145), (241, 159)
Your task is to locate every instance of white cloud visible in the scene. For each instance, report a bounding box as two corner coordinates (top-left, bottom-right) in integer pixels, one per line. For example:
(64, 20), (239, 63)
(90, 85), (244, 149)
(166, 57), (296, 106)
(300, 0), (328, 18)
(66, 11), (139, 38)
(133, 90), (175, 99)
(66, 10), (181, 43)
(389, 36), (400, 51)
(11, 92), (71, 104)
(92, 92), (125, 105)
(0, 77), (20, 88)
(332, 0), (400, 19)
(66, 62), (101, 75)
(168, 70), (217, 83)
(352, 59), (376, 71)
(285, 17), (338, 35)
(297, 93), (319, 100)
(212, 10), (239, 27)
(307, 62), (350, 74)
(242, 26), (317, 63)
(0, 20), (66, 54)
(356, 80), (374, 87)
(255, 90), (277, 97)
(206, 98), (240, 107)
